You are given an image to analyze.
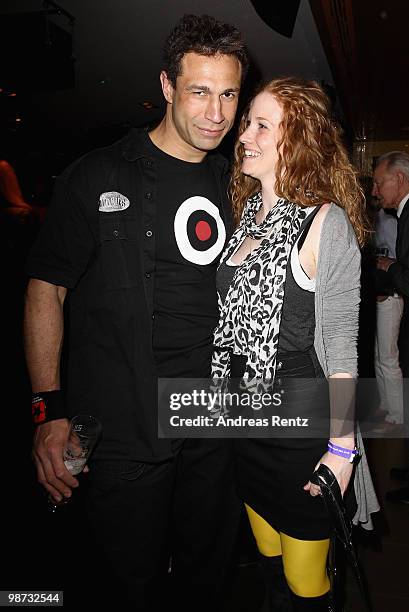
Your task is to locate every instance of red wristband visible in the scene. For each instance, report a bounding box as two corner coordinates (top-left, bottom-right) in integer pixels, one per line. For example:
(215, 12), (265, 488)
(31, 390), (66, 425)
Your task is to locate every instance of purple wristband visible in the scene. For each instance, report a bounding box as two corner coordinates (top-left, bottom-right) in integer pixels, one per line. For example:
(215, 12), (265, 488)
(327, 441), (358, 462)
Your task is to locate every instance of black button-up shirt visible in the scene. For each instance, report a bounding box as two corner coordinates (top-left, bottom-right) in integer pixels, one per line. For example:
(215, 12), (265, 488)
(27, 128), (232, 461)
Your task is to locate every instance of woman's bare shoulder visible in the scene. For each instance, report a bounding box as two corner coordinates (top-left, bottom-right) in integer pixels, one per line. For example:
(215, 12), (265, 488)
(315, 202), (331, 222)
(309, 203), (331, 244)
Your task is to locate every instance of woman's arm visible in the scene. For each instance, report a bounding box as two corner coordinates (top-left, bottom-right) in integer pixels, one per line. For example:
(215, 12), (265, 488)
(302, 206), (360, 496)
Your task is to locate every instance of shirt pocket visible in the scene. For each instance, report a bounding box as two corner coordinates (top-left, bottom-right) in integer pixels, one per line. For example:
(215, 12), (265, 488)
(98, 213), (140, 290)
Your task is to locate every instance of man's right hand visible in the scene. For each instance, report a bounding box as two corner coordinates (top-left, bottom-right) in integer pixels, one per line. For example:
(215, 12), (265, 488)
(32, 419), (79, 503)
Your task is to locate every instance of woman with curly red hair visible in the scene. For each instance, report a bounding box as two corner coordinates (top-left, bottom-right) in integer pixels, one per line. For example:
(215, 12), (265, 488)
(212, 77), (377, 610)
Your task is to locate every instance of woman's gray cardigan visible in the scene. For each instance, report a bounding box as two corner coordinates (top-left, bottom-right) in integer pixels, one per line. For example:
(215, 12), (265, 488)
(314, 203), (380, 529)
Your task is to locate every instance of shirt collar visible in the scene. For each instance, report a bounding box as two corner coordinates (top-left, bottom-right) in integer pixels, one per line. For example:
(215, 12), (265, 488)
(397, 192), (409, 218)
(121, 127), (150, 161)
(120, 126), (228, 172)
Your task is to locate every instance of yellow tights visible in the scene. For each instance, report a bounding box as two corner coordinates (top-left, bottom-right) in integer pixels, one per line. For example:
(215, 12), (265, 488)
(245, 504), (330, 598)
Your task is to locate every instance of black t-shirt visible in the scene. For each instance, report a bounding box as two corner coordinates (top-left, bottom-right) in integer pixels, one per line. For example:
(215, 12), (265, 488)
(145, 137), (226, 377)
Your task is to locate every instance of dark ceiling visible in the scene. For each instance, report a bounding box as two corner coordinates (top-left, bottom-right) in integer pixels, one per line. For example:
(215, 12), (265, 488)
(0, 0), (333, 146)
(1, 0), (408, 151)
(310, 0), (409, 142)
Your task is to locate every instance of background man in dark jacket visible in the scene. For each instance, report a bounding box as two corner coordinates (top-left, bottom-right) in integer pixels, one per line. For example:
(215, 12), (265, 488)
(373, 150), (409, 504)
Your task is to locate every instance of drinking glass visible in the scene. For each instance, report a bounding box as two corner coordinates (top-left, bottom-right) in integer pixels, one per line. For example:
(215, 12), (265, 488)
(48, 414), (102, 512)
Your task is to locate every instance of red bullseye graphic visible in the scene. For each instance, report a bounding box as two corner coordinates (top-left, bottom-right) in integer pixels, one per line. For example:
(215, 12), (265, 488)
(195, 220), (212, 241)
(174, 196), (226, 265)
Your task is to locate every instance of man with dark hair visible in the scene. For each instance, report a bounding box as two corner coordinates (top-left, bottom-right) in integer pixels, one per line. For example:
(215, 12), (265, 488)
(163, 13), (249, 87)
(24, 14), (247, 610)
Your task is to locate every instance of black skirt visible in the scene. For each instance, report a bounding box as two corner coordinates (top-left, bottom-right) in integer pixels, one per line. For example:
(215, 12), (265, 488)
(231, 349), (331, 540)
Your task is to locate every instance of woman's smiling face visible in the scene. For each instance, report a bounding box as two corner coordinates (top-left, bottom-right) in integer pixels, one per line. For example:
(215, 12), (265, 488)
(239, 91), (283, 185)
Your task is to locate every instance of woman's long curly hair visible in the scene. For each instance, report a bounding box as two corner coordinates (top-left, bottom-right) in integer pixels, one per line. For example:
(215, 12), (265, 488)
(230, 77), (370, 246)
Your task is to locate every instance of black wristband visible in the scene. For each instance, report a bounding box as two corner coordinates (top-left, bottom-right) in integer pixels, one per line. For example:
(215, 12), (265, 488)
(31, 390), (66, 425)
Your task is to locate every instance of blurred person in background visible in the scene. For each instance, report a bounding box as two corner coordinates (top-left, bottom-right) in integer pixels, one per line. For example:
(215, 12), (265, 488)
(373, 151), (409, 504)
